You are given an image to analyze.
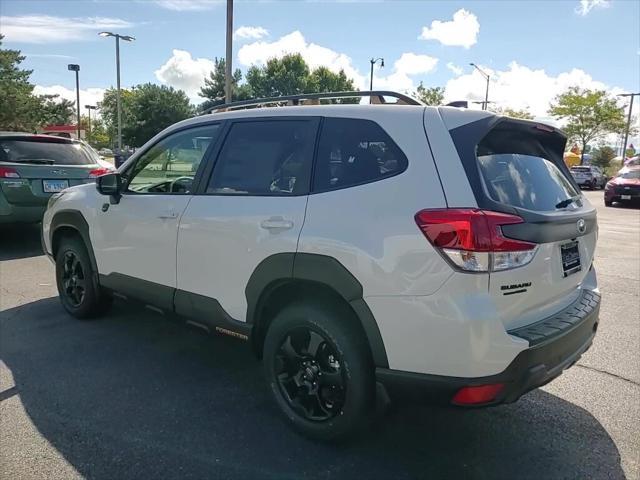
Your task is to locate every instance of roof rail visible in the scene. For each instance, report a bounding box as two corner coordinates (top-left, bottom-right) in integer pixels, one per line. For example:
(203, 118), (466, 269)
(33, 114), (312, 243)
(200, 90), (423, 115)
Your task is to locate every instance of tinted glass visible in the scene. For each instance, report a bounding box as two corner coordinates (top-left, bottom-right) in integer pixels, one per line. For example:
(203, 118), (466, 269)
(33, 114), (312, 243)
(478, 153), (579, 211)
(0, 139), (95, 165)
(571, 167), (591, 172)
(207, 120), (316, 195)
(620, 169), (640, 179)
(127, 124), (220, 194)
(313, 118), (407, 192)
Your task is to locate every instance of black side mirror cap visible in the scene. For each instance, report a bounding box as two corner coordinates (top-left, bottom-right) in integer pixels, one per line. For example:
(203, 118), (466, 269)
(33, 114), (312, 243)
(96, 172), (123, 203)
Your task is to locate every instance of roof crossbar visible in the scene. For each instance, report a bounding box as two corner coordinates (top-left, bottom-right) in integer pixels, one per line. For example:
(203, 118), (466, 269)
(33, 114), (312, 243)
(201, 90), (423, 114)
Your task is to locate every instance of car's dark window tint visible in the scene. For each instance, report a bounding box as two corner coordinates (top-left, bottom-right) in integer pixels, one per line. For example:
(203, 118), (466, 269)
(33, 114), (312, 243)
(207, 120), (316, 195)
(312, 118), (407, 193)
(126, 124), (220, 195)
(0, 139), (95, 165)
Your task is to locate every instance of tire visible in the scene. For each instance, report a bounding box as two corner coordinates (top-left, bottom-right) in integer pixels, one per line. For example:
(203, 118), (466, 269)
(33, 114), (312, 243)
(263, 300), (375, 441)
(55, 236), (111, 319)
(605, 199), (612, 207)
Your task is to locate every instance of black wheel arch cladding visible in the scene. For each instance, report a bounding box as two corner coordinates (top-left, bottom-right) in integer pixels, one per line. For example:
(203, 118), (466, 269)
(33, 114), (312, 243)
(246, 252), (389, 368)
(50, 210), (99, 277)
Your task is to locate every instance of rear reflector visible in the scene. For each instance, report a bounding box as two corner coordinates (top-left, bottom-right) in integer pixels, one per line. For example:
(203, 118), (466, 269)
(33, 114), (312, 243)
(0, 167), (20, 179)
(452, 384), (505, 405)
(88, 167), (113, 178)
(415, 209), (537, 272)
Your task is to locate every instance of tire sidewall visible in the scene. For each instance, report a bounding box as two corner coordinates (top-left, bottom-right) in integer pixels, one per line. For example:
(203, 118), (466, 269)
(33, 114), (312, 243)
(263, 302), (374, 440)
(55, 238), (100, 318)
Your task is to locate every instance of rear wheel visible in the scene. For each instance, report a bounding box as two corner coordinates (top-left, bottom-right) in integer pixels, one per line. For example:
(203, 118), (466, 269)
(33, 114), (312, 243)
(55, 236), (111, 319)
(263, 301), (374, 441)
(604, 199), (612, 207)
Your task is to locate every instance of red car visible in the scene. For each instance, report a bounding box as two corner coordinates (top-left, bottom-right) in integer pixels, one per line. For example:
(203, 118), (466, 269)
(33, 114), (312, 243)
(604, 166), (640, 207)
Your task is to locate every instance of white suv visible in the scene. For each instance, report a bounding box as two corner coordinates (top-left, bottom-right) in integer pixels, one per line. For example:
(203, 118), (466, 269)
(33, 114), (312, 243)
(42, 92), (601, 440)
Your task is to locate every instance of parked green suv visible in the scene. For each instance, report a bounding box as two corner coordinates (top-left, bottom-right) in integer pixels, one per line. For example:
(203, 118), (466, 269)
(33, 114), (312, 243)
(0, 133), (111, 224)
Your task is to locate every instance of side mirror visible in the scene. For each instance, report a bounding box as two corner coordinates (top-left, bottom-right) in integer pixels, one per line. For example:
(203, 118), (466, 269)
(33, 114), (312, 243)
(96, 172), (123, 203)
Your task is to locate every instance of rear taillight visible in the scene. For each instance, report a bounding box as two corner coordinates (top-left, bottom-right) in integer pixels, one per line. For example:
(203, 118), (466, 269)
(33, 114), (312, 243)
(0, 167), (20, 179)
(415, 209), (537, 272)
(88, 167), (112, 178)
(452, 383), (505, 405)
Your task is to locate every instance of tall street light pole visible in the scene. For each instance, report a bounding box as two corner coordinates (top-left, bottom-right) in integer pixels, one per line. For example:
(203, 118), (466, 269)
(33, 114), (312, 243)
(470, 63), (490, 110)
(85, 104), (97, 142)
(67, 64), (81, 139)
(99, 32), (135, 153)
(618, 92), (640, 159)
(369, 57), (384, 92)
(225, 0), (233, 103)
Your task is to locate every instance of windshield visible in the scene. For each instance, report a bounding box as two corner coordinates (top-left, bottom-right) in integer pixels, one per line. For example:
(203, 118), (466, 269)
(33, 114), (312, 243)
(571, 167), (591, 172)
(0, 139), (96, 166)
(619, 170), (640, 179)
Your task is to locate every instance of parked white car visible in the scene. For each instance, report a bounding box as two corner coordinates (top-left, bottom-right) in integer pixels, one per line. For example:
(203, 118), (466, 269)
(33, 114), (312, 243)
(42, 92), (600, 440)
(570, 165), (606, 189)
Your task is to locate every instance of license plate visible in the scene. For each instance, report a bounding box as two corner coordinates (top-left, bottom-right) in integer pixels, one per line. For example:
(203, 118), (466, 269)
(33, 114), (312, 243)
(43, 179), (69, 193)
(621, 194), (631, 200)
(561, 240), (581, 277)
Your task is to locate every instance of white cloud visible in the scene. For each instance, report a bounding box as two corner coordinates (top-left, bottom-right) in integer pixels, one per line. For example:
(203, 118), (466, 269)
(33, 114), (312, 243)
(575, 0), (611, 16)
(238, 30), (367, 88)
(446, 62), (463, 76)
(153, 0), (221, 10)
(0, 15), (133, 43)
(154, 49), (215, 99)
(373, 53), (439, 92)
(33, 85), (107, 116)
(418, 9), (479, 49)
(234, 26), (269, 40)
(443, 61), (625, 122)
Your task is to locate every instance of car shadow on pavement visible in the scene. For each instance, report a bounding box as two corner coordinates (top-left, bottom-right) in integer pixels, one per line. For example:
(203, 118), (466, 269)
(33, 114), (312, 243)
(0, 297), (625, 480)
(0, 224), (44, 261)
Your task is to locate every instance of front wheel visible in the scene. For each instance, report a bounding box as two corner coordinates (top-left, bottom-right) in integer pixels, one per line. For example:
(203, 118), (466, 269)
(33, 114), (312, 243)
(263, 301), (375, 441)
(55, 236), (111, 319)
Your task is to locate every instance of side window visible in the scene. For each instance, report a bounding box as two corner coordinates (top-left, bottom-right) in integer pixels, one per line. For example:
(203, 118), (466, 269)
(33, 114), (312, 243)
(206, 120), (316, 195)
(126, 124), (220, 194)
(313, 118), (408, 192)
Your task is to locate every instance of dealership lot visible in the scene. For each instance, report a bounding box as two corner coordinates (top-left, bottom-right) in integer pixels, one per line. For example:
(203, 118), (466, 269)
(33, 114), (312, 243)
(1, 190), (638, 479)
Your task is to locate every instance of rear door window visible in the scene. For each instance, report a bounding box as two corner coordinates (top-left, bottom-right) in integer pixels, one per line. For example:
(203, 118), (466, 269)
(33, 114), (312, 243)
(476, 126), (579, 211)
(312, 118), (408, 193)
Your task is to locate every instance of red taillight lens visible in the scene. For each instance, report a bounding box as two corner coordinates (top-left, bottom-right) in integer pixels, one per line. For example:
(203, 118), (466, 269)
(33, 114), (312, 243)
(88, 167), (112, 178)
(0, 166), (21, 179)
(415, 209), (537, 272)
(451, 383), (505, 406)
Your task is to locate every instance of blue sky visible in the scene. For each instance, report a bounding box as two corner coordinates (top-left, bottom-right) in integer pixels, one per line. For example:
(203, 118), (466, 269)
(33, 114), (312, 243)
(1, 0), (639, 126)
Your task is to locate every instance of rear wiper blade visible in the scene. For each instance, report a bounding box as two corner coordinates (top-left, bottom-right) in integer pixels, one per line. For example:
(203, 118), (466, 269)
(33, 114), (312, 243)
(556, 195), (580, 209)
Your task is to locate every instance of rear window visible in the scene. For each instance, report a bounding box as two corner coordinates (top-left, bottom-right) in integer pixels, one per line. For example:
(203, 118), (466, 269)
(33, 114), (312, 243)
(619, 169), (640, 179)
(476, 126), (579, 211)
(0, 139), (96, 166)
(571, 167), (591, 172)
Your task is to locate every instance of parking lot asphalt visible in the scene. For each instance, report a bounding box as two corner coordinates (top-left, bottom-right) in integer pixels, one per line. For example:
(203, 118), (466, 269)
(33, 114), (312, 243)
(1, 190), (638, 480)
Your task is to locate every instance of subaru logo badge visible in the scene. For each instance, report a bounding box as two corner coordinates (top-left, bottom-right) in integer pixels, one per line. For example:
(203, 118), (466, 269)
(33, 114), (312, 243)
(577, 218), (586, 234)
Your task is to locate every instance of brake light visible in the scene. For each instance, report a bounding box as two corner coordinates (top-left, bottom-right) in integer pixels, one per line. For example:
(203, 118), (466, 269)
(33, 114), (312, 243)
(0, 167), (20, 178)
(88, 167), (112, 178)
(415, 209), (537, 272)
(452, 384), (505, 405)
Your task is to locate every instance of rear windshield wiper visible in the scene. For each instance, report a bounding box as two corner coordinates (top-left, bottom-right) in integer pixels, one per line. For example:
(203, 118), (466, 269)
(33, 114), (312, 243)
(7, 158), (55, 165)
(556, 195), (581, 209)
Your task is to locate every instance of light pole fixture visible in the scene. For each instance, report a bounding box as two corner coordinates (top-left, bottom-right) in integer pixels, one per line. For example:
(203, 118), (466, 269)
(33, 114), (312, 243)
(617, 92), (640, 159)
(369, 57), (384, 92)
(225, 0), (233, 104)
(99, 31), (135, 153)
(85, 104), (97, 141)
(470, 63), (490, 111)
(67, 64), (81, 139)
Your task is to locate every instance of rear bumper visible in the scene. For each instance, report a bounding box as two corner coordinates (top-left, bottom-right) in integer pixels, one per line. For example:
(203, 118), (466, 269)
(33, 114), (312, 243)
(376, 289), (600, 406)
(0, 197), (46, 223)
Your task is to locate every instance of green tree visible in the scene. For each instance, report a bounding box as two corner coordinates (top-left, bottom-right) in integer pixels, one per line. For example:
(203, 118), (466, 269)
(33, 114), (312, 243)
(308, 66), (357, 103)
(412, 83), (444, 106)
(199, 57), (251, 106)
(245, 53), (311, 98)
(490, 106), (534, 120)
(98, 87), (136, 147)
(39, 95), (75, 125)
(0, 34), (41, 131)
(86, 116), (110, 149)
(591, 145), (616, 169)
(549, 87), (626, 164)
(124, 83), (194, 146)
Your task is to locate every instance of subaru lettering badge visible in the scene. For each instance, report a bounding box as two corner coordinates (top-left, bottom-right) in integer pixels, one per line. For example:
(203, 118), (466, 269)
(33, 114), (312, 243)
(577, 218), (586, 234)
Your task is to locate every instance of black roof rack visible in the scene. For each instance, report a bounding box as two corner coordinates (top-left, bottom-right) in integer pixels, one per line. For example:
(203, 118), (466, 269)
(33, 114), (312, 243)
(200, 90), (423, 115)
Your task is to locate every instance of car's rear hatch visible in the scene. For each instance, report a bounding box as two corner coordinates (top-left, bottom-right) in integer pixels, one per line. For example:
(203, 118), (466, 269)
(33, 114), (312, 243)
(0, 135), (107, 206)
(442, 113), (597, 331)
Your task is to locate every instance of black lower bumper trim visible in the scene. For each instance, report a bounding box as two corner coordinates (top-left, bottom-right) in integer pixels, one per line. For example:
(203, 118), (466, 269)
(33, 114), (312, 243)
(376, 289), (600, 406)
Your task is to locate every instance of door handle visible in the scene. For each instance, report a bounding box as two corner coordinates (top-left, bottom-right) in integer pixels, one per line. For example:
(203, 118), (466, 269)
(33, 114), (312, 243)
(157, 212), (178, 220)
(260, 217), (294, 231)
